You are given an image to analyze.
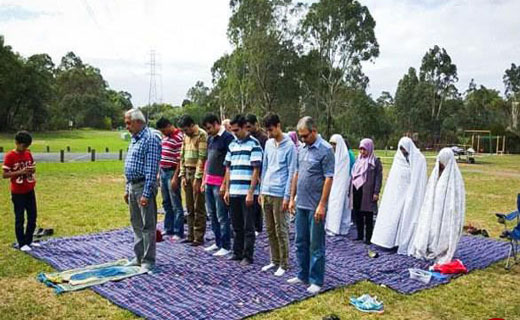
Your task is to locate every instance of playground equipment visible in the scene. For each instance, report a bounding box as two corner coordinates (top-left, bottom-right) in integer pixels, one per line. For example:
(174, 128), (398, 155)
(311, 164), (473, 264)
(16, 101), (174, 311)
(464, 130), (506, 154)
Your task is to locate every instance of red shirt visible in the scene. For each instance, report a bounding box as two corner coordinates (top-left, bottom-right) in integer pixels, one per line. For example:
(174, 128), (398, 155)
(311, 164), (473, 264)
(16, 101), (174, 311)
(2, 150), (36, 194)
(160, 129), (183, 169)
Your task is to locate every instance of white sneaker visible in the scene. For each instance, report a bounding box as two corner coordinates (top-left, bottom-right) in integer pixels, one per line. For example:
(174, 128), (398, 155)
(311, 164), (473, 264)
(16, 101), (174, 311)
(213, 248), (230, 257)
(171, 235), (181, 241)
(204, 244), (219, 252)
(261, 263), (277, 272)
(30, 242), (41, 247)
(287, 277), (303, 285)
(307, 284), (321, 295)
(20, 245), (32, 252)
(274, 267), (286, 277)
(255, 231), (259, 237)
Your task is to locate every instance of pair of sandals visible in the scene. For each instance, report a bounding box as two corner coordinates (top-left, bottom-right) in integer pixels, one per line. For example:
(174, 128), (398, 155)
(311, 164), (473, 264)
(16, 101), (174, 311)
(34, 228), (54, 238)
(463, 225), (489, 237)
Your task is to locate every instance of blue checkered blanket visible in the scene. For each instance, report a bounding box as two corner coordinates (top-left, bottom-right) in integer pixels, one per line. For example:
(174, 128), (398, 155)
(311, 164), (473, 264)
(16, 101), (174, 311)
(28, 226), (509, 319)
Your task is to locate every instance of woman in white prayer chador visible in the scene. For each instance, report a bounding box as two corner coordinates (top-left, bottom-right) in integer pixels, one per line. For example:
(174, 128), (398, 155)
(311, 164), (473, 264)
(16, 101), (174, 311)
(409, 148), (466, 264)
(371, 137), (427, 254)
(325, 134), (352, 236)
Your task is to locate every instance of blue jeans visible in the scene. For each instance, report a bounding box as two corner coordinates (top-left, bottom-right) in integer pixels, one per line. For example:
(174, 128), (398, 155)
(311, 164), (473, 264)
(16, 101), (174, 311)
(295, 207), (326, 286)
(205, 184), (231, 250)
(160, 168), (184, 238)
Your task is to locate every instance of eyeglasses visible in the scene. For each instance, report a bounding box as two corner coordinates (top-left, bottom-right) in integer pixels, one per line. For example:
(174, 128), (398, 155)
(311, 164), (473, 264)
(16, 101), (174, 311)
(299, 133), (310, 140)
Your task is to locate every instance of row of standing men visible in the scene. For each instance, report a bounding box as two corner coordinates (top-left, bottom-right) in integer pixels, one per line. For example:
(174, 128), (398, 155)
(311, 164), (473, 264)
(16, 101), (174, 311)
(123, 108), (465, 295)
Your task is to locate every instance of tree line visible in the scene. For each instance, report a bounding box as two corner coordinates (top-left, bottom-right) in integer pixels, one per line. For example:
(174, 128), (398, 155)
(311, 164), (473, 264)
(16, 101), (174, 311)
(0, 36), (133, 131)
(1, 0), (520, 152)
(187, 0), (520, 151)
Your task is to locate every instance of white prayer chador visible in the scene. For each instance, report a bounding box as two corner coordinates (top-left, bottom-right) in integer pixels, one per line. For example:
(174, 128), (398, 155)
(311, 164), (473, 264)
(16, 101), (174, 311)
(409, 148), (466, 264)
(325, 134), (351, 235)
(371, 137), (427, 254)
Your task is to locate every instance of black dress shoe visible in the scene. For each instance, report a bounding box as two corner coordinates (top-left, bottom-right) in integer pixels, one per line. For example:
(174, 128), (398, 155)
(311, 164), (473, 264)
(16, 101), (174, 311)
(34, 228), (44, 237)
(228, 254), (242, 261)
(190, 241), (203, 247)
(180, 239), (193, 244)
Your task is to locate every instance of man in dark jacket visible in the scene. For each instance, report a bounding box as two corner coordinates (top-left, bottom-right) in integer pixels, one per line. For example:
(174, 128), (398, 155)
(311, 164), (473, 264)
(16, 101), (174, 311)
(246, 114), (268, 234)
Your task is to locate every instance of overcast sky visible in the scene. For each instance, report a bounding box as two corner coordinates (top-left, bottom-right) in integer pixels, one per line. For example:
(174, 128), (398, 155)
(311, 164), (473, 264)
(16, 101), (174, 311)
(1, 0), (519, 106)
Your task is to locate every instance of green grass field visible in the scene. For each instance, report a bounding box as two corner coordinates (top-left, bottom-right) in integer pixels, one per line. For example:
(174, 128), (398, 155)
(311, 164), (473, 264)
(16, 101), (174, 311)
(0, 151), (519, 319)
(0, 129), (130, 153)
(0, 129), (443, 157)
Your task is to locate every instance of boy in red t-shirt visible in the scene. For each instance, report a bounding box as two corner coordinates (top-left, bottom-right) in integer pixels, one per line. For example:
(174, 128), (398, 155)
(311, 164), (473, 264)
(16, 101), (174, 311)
(2, 131), (38, 252)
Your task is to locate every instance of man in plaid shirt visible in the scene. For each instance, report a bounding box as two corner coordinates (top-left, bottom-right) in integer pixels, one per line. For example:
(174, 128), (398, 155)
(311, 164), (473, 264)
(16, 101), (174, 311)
(123, 109), (162, 273)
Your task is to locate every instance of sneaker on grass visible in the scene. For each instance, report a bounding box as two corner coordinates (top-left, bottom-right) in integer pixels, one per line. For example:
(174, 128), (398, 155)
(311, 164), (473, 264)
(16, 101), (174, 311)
(20, 245), (32, 252)
(349, 294), (372, 305)
(350, 295), (384, 314)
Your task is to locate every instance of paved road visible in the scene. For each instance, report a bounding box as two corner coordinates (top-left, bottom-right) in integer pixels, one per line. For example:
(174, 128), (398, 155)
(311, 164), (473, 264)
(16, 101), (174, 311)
(0, 152), (128, 163)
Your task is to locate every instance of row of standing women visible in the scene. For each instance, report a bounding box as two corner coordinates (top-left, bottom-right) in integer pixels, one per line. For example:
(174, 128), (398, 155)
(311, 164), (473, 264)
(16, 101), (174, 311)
(325, 136), (466, 264)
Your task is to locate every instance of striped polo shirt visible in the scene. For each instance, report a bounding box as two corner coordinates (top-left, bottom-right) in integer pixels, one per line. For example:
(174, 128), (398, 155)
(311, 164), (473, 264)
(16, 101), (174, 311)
(224, 135), (263, 197)
(160, 129), (183, 169)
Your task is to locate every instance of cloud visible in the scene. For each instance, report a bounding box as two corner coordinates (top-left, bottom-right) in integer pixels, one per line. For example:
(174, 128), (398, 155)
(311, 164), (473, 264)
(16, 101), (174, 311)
(0, 0), (231, 106)
(1, 0), (519, 106)
(0, 4), (55, 22)
(361, 0), (520, 98)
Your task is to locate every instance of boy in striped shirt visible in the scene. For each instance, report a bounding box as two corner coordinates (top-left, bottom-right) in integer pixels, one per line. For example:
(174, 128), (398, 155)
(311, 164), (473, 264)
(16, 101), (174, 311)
(156, 117), (184, 239)
(223, 115), (263, 266)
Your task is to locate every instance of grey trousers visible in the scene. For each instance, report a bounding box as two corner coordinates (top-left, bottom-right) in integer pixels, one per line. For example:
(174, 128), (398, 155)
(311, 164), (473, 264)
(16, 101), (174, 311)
(128, 181), (157, 266)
